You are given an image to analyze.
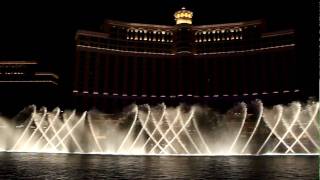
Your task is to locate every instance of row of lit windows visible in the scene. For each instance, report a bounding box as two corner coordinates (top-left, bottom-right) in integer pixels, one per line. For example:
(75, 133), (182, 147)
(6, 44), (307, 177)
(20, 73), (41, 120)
(195, 28), (243, 35)
(0, 72), (24, 75)
(195, 28), (243, 42)
(195, 35), (243, 42)
(126, 29), (173, 42)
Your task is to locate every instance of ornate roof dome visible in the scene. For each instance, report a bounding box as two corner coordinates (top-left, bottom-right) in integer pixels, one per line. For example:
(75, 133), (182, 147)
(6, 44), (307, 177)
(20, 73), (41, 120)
(174, 7), (193, 25)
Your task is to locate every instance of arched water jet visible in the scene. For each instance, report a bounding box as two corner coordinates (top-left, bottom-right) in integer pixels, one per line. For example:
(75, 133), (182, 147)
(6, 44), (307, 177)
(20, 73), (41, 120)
(257, 105), (283, 154)
(22, 108), (50, 151)
(271, 103), (302, 153)
(116, 105), (139, 153)
(281, 115), (310, 153)
(143, 104), (178, 154)
(228, 103), (247, 153)
(11, 105), (36, 151)
(261, 106), (294, 153)
(162, 107), (190, 154)
(148, 106), (182, 154)
(241, 100), (263, 153)
(191, 108), (211, 154)
(295, 104), (320, 150)
(179, 114), (201, 154)
(88, 112), (103, 152)
(160, 107), (195, 154)
(42, 110), (79, 152)
(53, 111), (87, 150)
(133, 105), (169, 154)
(32, 108), (61, 151)
(285, 103), (320, 153)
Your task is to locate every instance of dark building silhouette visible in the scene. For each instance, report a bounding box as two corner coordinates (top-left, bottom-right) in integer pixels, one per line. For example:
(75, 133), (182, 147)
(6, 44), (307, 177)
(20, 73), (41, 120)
(73, 7), (301, 112)
(0, 60), (59, 115)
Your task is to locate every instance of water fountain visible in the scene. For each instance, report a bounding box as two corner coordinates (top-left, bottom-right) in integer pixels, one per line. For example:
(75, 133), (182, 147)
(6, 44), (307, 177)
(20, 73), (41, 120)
(0, 100), (319, 155)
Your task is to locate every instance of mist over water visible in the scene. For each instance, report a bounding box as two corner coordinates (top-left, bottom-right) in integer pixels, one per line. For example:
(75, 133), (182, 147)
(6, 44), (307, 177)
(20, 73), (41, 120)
(0, 100), (319, 155)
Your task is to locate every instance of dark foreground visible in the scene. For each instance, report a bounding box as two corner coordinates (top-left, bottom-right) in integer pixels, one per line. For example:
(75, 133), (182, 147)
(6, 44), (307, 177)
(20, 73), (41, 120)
(0, 153), (318, 179)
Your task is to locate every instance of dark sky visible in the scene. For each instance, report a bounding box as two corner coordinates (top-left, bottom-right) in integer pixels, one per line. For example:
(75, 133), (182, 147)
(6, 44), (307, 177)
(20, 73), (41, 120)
(0, 1), (318, 98)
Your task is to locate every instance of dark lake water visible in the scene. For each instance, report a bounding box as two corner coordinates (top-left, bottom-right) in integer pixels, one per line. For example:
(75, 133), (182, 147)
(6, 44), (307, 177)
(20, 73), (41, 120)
(0, 153), (318, 179)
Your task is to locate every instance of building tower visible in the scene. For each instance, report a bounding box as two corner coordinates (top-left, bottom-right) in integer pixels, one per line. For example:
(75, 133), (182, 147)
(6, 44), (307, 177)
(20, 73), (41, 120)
(174, 7), (194, 53)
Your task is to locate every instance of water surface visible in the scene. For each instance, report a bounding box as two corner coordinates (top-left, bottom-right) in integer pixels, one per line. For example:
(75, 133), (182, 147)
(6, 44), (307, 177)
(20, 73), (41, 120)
(0, 153), (318, 179)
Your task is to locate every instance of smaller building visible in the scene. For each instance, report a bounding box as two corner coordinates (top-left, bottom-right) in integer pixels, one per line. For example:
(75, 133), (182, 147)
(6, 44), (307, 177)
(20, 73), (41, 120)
(0, 60), (59, 116)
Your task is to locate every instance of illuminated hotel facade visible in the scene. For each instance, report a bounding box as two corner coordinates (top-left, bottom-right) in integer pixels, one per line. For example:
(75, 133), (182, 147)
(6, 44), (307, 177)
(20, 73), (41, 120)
(73, 8), (300, 112)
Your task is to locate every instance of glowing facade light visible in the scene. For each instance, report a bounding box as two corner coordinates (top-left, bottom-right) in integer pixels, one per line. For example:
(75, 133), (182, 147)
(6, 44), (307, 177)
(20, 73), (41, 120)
(174, 7), (193, 25)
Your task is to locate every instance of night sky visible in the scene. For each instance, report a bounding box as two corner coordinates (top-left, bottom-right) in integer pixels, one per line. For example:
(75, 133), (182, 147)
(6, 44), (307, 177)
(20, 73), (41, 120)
(0, 1), (318, 103)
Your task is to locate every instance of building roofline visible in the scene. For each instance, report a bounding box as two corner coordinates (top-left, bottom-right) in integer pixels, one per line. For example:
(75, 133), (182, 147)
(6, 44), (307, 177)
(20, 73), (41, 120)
(35, 72), (60, 79)
(105, 20), (175, 30)
(193, 19), (263, 30)
(261, 29), (295, 38)
(0, 61), (38, 65)
(76, 30), (109, 39)
(104, 19), (264, 31)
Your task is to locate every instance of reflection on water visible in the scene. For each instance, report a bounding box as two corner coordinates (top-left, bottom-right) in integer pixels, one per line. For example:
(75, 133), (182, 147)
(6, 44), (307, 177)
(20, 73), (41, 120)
(0, 153), (317, 179)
